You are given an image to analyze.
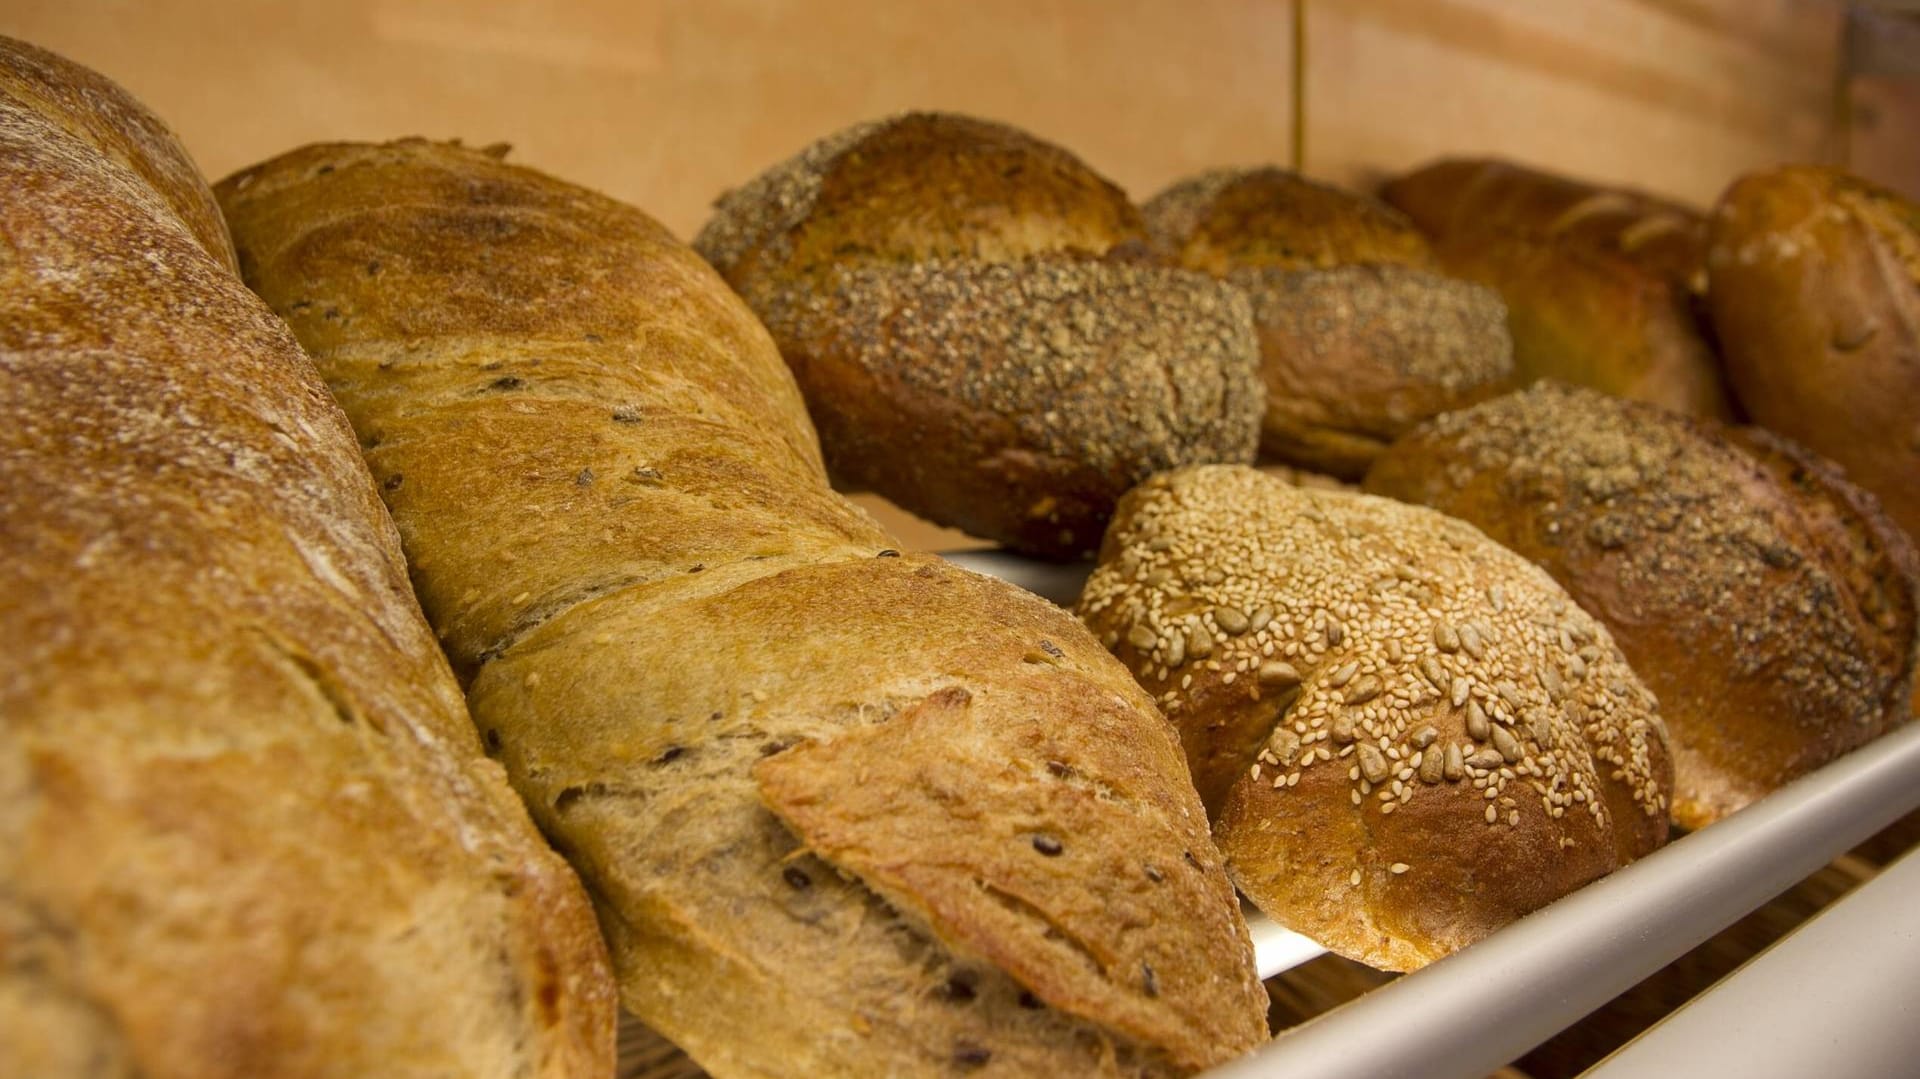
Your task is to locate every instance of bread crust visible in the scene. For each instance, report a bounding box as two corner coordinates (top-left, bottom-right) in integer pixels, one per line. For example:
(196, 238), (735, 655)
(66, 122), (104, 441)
(1145, 169), (1513, 478)
(220, 138), (1270, 1077)
(1383, 158), (1734, 419)
(697, 113), (1264, 559)
(1365, 383), (1920, 829)
(1706, 165), (1920, 546)
(1077, 465), (1671, 971)
(0, 39), (613, 1079)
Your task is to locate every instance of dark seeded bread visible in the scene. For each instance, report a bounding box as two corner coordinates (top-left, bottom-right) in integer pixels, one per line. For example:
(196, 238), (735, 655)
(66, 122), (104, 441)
(1365, 383), (1920, 829)
(0, 37), (613, 1079)
(1076, 465), (1671, 972)
(1383, 158), (1734, 419)
(218, 138), (1270, 1079)
(1144, 169), (1513, 478)
(695, 113), (1264, 559)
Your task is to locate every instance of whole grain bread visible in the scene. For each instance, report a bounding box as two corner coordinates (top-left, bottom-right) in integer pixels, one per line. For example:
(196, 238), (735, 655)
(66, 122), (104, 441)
(1147, 168), (1514, 479)
(1382, 158), (1734, 419)
(1076, 465), (1672, 971)
(218, 138), (1270, 1079)
(1365, 383), (1920, 829)
(0, 37), (613, 1079)
(1706, 165), (1920, 547)
(695, 113), (1264, 559)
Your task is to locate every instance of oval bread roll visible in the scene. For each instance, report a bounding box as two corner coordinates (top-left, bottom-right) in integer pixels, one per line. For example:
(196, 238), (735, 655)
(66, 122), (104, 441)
(1383, 158), (1733, 419)
(1145, 169), (1514, 478)
(696, 112), (1265, 559)
(1365, 383), (1920, 829)
(0, 38), (614, 1079)
(1077, 465), (1672, 972)
(219, 138), (1270, 1079)
(1706, 165), (1920, 546)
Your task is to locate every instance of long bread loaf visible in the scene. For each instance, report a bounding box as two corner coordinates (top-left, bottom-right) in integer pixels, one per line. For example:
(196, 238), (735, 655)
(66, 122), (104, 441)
(0, 38), (613, 1078)
(218, 139), (1268, 1078)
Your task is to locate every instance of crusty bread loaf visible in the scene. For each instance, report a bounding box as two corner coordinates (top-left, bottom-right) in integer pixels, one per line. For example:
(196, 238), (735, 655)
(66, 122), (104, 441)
(0, 38), (613, 1079)
(1382, 158), (1734, 419)
(1365, 382), (1920, 829)
(694, 113), (1265, 559)
(219, 138), (1269, 1078)
(1076, 465), (1672, 972)
(1144, 168), (1513, 478)
(1706, 165), (1920, 546)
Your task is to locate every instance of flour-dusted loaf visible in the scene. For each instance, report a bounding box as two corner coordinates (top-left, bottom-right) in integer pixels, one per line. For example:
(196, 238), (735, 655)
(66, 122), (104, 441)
(219, 138), (1269, 1078)
(694, 113), (1265, 559)
(1383, 158), (1733, 419)
(0, 38), (613, 1079)
(1706, 165), (1920, 546)
(1365, 383), (1920, 829)
(1144, 168), (1513, 478)
(1076, 465), (1672, 972)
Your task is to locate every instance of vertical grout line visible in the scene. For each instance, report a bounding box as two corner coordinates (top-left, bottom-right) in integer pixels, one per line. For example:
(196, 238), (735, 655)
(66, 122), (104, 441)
(1292, 0), (1308, 172)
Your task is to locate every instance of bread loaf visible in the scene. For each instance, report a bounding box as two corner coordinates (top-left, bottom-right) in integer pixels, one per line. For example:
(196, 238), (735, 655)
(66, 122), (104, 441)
(1706, 165), (1920, 546)
(219, 138), (1269, 1078)
(695, 113), (1265, 559)
(1382, 158), (1734, 419)
(0, 38), (613, 1078)
(1144, 169), (1513, 478)
(1076, 465), (1672, 972)
(1365, 383), (1920, 829)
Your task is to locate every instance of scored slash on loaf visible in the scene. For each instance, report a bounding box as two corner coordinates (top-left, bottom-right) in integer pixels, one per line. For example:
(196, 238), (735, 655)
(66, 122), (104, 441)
(217, 137), (1270, 1078)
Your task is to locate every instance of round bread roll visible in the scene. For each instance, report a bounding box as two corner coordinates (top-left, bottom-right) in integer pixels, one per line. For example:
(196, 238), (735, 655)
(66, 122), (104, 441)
(695, 113), (1264, 560)
(1382, 158), (1734, 420)
(1077, 465), (1672, 971)
(1365, 383), (1920, 829)
(1706, 165), (1920, 545)
(1144, 169), (1513, 478)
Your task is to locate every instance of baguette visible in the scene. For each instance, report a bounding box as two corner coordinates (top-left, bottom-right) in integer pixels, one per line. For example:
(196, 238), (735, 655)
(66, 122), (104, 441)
(218, 138), (1269, 1079)
(0, 38), (613, 1078)
(1382, 158), (1733, 418)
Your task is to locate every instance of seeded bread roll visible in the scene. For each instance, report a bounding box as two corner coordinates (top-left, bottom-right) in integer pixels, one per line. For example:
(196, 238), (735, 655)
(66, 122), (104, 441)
(1365, 383), (1920, 829)
(694, 113), (1264, 559)
(1144, 169), (1514, 477)
(219, 138), (1269, 1079)
(1382, 158), (1734, 419)
(0, 38), (613, 1079)
(1706, 165), (1920, 546)
(1076, 465), (1672, 972)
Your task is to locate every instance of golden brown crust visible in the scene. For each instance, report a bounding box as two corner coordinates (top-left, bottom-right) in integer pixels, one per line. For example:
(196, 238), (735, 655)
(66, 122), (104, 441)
(221, 138), (1269, 1078)
(1145, 169), (1514, 478)
(1383, 158), (1734, 419)
(0, 40), (613, 1079)
(1364, 382), (1920, 829)
(696, 113), (1264, 559)
(1706, 165), (1920, 546)
(1144, 168), (1435, 275)
(1076, 466), (1671, 972)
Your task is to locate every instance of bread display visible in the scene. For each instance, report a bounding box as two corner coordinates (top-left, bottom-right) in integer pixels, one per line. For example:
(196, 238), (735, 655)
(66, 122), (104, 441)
(1143, 168), (1514, 478)
(0, 38), (613, 1079)
(1076, 465), (1672, 972)
(1365, 382), (1920, 829)
(1706, 165), (1920, 546)
(219, 138), (1269, 1078)
(694, 112), (1265, 559)
(1382, 157), (1734, 419)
